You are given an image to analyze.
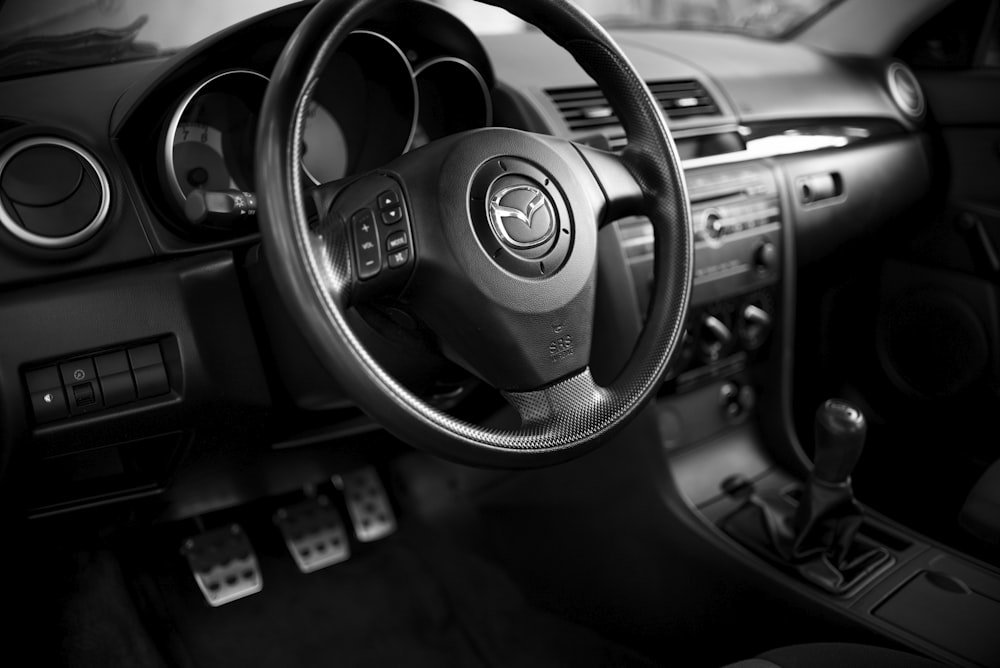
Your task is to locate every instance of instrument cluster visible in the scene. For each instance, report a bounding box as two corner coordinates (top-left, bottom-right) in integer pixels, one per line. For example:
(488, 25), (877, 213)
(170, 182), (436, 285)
(160, 29), (492, 227)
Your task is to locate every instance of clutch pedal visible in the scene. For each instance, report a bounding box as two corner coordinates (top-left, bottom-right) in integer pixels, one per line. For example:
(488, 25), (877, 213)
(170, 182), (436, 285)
(181, 523), (262, 607)
(274, 495), (350, 573)
(335, 466), (397, 542)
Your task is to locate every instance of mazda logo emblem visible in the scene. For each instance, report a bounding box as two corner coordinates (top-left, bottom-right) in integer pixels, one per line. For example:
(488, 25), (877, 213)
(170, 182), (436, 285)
(487, 184), (557, 249)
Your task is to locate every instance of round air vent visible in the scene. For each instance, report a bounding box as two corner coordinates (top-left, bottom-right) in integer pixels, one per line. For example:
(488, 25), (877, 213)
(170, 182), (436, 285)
(886, 62), (925, 120)
(0, 137), (110, 248)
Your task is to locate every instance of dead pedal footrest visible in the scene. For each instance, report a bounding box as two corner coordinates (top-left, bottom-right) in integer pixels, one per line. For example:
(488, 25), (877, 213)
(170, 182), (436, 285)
(181, 523), (262, 607)
(273, 495), (350, 573)
(335, 466), (397, 543)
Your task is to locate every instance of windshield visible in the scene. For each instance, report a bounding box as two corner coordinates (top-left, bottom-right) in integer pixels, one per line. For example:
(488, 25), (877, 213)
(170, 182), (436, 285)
(443, 0), (841, 37)
(0, 0), (841, 80)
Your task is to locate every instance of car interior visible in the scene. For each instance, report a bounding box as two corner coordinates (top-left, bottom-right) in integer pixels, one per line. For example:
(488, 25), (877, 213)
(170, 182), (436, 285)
(1, 0), (999, 666)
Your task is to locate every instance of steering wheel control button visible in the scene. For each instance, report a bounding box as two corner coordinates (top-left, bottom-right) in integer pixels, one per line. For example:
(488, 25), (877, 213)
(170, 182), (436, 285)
(274, 496), (350, 573)
(334, 467), (396, 543)
(377, 190), (399, 210)
(380, 206), (403, 225)
(469, 157), (573, 278)
(351, 208), (382, 280)
(386, 230), (408, 252)
(128, 343), (169, 399)
(181, 524), (262, 607)
(387, 248), (409, 268)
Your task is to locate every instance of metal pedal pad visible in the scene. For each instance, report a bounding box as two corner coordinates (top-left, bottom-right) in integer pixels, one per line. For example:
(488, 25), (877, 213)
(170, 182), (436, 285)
(335, 466), (397, 542)
(181, 524), (262, 607)
(273, 495), (350, 573)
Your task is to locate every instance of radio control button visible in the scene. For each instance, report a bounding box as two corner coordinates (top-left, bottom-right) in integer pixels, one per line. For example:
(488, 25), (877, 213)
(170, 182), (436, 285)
(701, 209), (724, 240)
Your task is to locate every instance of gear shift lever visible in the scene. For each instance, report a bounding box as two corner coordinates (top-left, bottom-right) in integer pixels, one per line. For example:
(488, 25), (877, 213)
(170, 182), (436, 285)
(721, 398), (891, 595)
(791, 399), (866, 559)
(812, 399), (867, 485)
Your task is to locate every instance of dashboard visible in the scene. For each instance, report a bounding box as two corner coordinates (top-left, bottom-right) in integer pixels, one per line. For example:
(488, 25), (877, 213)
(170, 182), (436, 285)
(0, 0), (931, 518)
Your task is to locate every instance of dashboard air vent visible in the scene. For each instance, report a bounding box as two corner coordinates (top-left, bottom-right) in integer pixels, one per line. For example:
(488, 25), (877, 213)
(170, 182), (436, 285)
(547, 79), (720, 148)
(886, 62), (925, 120)
(0, 136), (110, 249)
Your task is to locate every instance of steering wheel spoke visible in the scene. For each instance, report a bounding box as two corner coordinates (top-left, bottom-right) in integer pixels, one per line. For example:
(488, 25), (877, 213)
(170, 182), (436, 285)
(309, 172), (416, 306)
(570, 142), (646, 226)
(503, 367), (608, 429)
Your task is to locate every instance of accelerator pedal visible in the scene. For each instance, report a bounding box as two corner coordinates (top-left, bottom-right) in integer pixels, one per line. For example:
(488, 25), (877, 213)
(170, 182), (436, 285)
(335, 466), (397, 542)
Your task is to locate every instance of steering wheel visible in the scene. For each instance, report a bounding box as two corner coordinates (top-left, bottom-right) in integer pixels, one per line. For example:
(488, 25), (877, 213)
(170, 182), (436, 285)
(256, 0), (693, 468)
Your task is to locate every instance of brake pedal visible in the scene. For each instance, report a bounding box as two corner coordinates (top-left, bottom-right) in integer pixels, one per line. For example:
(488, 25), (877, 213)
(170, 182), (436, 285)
(181, 524), (262, 607)
(335, 466), (397, 542)
(274, 495), (350, 573)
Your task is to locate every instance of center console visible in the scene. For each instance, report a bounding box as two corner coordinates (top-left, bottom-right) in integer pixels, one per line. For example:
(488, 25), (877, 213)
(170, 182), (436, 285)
(649, 152), (1000, 667)
(616, 161), (781, 392)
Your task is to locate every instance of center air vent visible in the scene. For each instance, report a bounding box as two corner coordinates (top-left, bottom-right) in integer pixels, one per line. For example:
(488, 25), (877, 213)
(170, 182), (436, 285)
(0, 136), (110, 249)
(547, 79), (720, 150)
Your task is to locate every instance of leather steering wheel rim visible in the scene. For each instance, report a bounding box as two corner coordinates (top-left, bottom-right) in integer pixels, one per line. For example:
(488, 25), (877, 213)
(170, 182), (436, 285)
(256, 0), (693, 468)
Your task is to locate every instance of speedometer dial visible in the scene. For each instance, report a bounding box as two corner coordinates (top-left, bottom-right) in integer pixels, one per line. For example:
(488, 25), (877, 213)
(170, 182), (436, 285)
(411, 57), (492, 150)
(302, 101), (349, 185)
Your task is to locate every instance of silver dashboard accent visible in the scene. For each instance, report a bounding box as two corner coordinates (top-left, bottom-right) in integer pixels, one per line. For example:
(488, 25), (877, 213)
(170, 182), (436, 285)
(0, 136), (111, 249)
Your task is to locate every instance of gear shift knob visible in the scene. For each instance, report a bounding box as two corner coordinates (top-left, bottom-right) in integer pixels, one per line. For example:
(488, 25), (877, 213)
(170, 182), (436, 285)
(813, 399), (867, 484)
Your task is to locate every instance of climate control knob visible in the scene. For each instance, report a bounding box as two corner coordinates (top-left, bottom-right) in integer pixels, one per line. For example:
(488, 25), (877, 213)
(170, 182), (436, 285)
(698, 314), (733, 363)
(737, 302), (773, 350)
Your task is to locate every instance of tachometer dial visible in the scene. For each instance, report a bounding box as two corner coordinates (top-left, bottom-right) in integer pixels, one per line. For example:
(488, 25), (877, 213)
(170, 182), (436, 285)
(163, 70), (267, 209)
(172, 121), (233, 195)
